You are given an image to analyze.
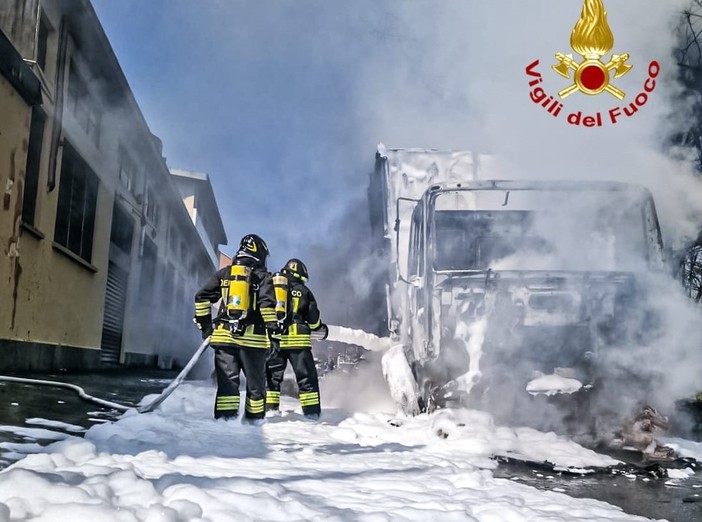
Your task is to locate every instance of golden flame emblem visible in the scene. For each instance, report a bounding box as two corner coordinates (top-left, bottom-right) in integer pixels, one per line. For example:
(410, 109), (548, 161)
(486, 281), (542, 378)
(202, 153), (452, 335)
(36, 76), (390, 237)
(552, 0), (632, 99)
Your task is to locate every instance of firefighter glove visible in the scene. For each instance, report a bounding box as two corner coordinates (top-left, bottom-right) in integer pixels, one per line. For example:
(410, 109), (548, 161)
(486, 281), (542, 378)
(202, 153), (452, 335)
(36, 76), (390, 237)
(265, 322), (284, 335)
(312, 323), (329, 340)
(201, 325), (213, 340)
(194, 317), (213, 340)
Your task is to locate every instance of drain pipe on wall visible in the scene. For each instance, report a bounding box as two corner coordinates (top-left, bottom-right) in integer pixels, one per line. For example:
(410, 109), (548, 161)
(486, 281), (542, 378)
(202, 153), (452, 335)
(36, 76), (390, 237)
(0, 338), (211, 414)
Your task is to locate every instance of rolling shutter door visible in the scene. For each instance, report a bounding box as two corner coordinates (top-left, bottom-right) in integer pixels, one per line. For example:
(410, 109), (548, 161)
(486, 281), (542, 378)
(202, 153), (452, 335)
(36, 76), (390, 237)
(100, 262), (128, 364)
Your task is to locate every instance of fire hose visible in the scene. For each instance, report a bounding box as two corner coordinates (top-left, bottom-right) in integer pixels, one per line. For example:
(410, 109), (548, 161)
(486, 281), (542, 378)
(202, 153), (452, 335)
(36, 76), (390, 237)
(0, 325), (390, 414)
(0, 337), (211, 414)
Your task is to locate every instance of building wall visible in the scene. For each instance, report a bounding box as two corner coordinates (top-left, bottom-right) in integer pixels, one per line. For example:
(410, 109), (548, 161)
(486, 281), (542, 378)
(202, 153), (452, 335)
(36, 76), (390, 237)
(219, 251), (232, 269)
(0, 2), (111, 368)
(0, 0), (224, 371)
(170, 170), (227, 269)
(0, 0), (39, 59)
(0, 75), (32, 338)
(183, 194), (196, 222)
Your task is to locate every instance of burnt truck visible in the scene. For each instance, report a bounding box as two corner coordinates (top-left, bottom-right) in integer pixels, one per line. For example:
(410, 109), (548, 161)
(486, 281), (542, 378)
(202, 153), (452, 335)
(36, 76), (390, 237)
(369, 144), (666, 430)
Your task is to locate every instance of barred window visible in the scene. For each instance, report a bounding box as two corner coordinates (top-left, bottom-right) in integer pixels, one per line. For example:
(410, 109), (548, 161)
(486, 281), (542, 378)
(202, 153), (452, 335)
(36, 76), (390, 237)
(67, 61), (101, 147)
(54, 143), (98, 262)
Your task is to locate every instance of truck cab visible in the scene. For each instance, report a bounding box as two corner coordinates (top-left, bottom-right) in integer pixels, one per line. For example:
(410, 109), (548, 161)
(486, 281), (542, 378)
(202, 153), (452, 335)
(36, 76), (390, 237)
(371, 146), (665, 421)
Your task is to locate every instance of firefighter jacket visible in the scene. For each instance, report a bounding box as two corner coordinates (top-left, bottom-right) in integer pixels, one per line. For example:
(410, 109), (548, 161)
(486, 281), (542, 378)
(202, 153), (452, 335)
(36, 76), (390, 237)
(194, 257), (277, 349)
(277, 275), (322, 349)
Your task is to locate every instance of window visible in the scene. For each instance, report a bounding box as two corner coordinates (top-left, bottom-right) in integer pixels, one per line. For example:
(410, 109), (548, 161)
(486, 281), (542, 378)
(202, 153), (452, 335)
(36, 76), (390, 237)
(110, 200), (134, 254)
(432, 210), (533, 271)
(21, 106), (47, 227)
(85, 106), (102, 147)
(67, 61), (101, 147)
(36, 12), (51, 72)
(145, 187), (161, 226)
(140, 237), (158, 304)
(153, 202), (161, 227)
(67, 61), (86, 120)
(54, 143), (98, 262)
(118, 147), (138, 195)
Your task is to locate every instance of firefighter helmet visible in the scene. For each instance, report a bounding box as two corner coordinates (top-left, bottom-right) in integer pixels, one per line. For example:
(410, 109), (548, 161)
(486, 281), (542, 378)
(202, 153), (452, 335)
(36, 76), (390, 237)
(236, 234), (269, 266)
(282, 258), (309, 282)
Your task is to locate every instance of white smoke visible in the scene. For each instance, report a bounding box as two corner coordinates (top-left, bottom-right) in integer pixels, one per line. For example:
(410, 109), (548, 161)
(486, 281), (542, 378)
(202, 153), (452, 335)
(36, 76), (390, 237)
(321, 351), (396, 413)
(346, 1), (702, 432)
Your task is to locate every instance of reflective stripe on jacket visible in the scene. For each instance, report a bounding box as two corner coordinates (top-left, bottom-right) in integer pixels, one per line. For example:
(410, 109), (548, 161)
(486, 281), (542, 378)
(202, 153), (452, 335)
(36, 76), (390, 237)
(278, 277), (321, 349)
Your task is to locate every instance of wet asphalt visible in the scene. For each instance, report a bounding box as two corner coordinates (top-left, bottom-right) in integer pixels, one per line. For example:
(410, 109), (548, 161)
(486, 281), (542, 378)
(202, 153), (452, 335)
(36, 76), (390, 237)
(0, 370), (177, 467)
(0, 370), (700, 521)
(494, 453), (702, 522)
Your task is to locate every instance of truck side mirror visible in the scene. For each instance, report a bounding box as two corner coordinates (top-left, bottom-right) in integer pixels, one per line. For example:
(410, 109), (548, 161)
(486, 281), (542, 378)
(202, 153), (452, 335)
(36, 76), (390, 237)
(395, 197), (420, 284)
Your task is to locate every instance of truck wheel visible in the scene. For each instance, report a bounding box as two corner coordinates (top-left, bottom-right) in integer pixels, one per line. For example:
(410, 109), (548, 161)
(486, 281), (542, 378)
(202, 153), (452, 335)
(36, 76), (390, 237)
(381, 345), (420, 415)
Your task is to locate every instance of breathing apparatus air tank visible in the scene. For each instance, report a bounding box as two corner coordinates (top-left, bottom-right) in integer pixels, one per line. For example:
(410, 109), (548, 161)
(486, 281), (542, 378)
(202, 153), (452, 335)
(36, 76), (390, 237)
(225, 263), (252, 333)
(273, 273), (289, 322)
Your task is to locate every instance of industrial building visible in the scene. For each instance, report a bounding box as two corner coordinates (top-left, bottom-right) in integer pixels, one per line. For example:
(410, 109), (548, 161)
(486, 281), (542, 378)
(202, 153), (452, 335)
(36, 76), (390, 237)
(0, 0), (226, 370)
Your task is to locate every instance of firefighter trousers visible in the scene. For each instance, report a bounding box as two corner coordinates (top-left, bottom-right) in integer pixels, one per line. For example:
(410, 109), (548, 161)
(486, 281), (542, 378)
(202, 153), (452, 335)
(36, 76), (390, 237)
(266, 345), (321, 416)
(213, 344), (268, 420)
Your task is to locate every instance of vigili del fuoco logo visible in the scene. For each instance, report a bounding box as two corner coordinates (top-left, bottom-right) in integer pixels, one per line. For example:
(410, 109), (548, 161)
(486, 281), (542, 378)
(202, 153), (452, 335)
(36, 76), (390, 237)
(525, 0), (659, 127)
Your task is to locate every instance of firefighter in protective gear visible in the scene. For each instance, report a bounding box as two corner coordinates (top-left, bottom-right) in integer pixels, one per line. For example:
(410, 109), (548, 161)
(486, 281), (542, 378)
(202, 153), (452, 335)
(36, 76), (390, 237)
(194, 234), (277, 421)
(265, 258), (326, 417)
